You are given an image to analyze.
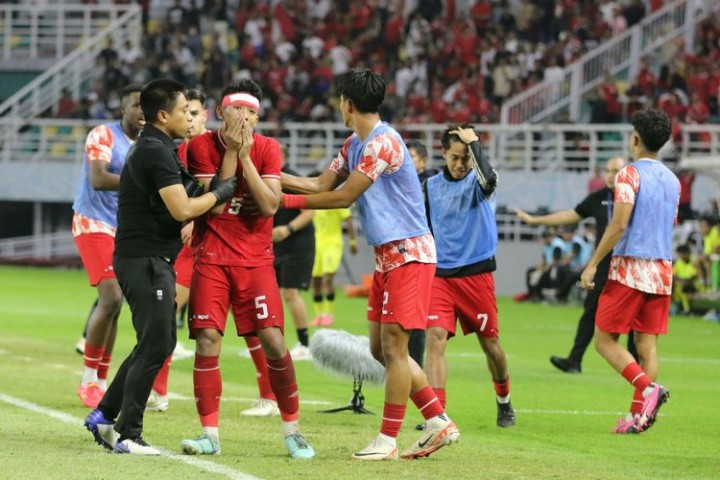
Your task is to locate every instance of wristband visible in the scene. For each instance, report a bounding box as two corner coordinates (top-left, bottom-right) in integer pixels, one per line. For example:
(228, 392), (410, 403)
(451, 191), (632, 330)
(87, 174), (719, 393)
(283, 194), (307, 209)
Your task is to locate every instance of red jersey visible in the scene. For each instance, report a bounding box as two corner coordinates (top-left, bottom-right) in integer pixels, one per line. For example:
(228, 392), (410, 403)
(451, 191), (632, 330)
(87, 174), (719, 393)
(178, 141), (188, 168)
(187, 130), (281, 267)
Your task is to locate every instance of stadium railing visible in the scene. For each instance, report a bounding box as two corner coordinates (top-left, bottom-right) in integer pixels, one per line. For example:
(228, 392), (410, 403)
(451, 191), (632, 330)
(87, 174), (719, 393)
(0, 3), (138, 64)
(500, 0), (719, 125)
(1, 118), (718, 172)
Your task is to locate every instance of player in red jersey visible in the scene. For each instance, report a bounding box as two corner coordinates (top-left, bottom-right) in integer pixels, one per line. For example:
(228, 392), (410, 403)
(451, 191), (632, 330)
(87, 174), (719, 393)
(147, 88), (209, 413)
(180, 80), (314, 459)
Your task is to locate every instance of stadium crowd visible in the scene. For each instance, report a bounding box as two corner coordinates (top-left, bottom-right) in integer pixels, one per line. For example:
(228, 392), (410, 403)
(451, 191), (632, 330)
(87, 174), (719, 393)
(49, 0), (720, 131)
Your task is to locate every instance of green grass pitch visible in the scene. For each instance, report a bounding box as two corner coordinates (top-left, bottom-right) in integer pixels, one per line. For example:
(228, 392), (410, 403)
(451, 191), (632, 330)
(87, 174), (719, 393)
(0, 266), (718, 479)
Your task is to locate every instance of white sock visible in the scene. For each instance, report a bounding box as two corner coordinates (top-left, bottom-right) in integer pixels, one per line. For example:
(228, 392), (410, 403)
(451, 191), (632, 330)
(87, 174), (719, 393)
(202, 427), (219, 441)
(81, 367), (98, 385)
(282, 420), (299, 437)
(378, 433), (396, 447)
(497, 394), (510, 404)
(97, 379), (107, 390)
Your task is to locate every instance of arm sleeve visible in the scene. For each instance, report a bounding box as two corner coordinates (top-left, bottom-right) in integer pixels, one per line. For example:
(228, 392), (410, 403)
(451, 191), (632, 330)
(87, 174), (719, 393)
(356, 133), (403, 181)
(574, 192), (595, 219)
(148, 145), (183, 190)
(615, 165), (639, 205)
(468, 140), (497, 195)
(259, 137), (282, 179)
(329, 137), (352, 178)
(85, 125), (114, 163)
(187, 136), (217, 178)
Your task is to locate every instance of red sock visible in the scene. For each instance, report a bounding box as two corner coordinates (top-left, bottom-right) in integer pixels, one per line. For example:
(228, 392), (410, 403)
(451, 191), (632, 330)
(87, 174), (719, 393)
(630, 389), (644, 415)
(621, 362), (652, 392)
(433, 388), (447, 410)
(152, 355), (172, 396)
(493, 377), (510, 398)
(83, 344), (104, 371)
(411, 385), (444, 420)
(194, 354), (221, 427)
(97, 353), (112, 381)
(380, 403), (406, 438)
(246, 336), (276, 400)
(266, 351), (299, 422)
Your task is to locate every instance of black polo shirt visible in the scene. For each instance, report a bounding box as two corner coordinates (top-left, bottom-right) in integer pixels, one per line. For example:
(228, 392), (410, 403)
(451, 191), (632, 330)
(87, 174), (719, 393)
(574, 186), (614, 273)
(114, 124), (184, 258)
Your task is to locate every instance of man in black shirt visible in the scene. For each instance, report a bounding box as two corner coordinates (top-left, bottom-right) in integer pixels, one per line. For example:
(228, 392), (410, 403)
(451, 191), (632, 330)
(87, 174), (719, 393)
(84, 79), (237, 455)
(515, 157), (637, 373)
(272, 155), (316, 362)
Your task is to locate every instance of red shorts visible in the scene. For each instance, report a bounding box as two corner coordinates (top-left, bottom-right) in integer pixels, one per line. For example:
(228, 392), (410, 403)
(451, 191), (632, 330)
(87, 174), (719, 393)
(367, 262), (435, 330)
(188, 263), (284, 338)
(74, 233), (116, 286)
(596, 279), (670, 335)
(174, 245), (194, 288)
(427, 272), (499, 338)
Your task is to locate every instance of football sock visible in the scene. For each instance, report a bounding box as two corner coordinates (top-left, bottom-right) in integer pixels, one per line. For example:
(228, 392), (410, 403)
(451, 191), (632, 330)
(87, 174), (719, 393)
(313, 294), (323, 316)
(97, 352), (112, 384)
(433, 388), (447, 410)
(411, 385), (444, 420)
(282, 420), (299, 437)
(296, 328), (309, 347)
(246, 336), (276, 400)
(494, 377), (511, 403)
(202, 426), (219, 442)
(380, 403), (406, 439)
(378, 433), (397, 448)
(194, 354), (221, 427)
(267, 351), (299, 422)
(81, 343), (104, 384)
(152, 355), (172, 396)
(325, 292), (335, 316)
(621, 362), (652, 392)
(630, 389), (644, 415)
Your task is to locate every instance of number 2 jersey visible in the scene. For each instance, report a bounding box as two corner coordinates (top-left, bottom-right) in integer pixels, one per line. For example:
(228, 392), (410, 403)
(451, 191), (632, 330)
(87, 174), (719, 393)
(186, 130), (281, 267)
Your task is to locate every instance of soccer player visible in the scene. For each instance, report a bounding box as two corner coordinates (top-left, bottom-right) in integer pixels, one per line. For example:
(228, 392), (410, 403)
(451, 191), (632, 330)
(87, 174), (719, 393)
(281, 68), (459, 461)
(424, 124), (515, 428)
(273, 144), (316, 360)
(515, 156), (639, 373)
(580, 108), (679, 433)
(72, 83), (144, 408)
(147, 88), (209, 413)
(310, 207), (357, 327)
(180, 79), (315, 459)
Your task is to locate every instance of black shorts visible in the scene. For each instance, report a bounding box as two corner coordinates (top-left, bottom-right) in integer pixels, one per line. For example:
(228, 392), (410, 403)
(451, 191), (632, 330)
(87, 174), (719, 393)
(274, 249), (314, 290)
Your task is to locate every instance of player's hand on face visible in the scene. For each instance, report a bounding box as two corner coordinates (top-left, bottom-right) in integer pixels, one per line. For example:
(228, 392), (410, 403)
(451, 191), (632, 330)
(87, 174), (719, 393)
(238, 118), (254, 158)
(580, 265), (596, 290)
(449, 127), (479, 144)
(223, 112), (244, 151)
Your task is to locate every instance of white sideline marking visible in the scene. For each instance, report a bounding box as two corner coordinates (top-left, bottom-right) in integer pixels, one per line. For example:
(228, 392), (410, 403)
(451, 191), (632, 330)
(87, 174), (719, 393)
(166, 392), (332, 405)
(0, 392), (262, 480)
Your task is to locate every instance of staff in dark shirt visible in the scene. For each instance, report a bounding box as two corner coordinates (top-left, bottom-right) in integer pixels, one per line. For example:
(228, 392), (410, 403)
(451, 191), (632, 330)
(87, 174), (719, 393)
(515, 157), (637, 374)
(84, 79), (236, 455)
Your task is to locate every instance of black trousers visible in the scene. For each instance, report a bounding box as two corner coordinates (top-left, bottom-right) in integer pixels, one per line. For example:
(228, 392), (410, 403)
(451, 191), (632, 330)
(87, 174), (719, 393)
(567, 271), (638, 365)
(99, 256), (177, 440)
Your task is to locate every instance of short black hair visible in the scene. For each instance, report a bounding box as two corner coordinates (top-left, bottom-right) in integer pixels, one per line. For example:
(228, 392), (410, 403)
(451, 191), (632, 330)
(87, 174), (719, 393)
(406, 140), (428, 159)
(631, 108), (671, 152)
(221, 79), (262, 102)
(335, 68), (385, 113)
(185, 88), (207, 106)
(676, 244), (691, 255)
(121, 83), (143, 99)
(441, 123), (475, 150)
(140, 79), (186, 125)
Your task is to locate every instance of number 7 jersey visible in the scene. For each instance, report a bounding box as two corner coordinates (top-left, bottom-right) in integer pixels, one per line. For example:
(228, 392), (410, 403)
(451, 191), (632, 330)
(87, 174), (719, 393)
(186, 130), (281, 266)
